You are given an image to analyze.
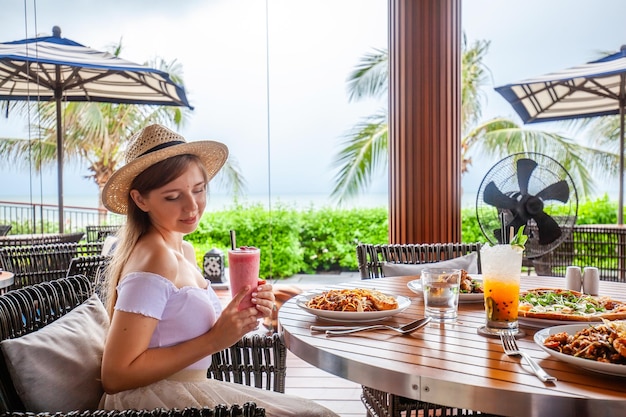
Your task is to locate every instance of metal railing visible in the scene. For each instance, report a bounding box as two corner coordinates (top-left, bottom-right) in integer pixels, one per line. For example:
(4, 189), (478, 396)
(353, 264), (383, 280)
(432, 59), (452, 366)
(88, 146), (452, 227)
(0, 200), (123, 235)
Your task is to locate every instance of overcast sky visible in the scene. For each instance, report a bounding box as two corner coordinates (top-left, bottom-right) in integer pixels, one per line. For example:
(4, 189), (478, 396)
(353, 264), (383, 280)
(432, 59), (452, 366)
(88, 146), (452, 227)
(1, 0), (626, 208)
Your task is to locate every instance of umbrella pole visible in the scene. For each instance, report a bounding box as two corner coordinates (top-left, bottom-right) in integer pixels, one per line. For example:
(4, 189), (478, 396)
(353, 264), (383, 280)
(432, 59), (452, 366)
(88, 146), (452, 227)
(618, 97), (626, 279)
(617, 95), (626, 224)
(55, 93), (64, 234)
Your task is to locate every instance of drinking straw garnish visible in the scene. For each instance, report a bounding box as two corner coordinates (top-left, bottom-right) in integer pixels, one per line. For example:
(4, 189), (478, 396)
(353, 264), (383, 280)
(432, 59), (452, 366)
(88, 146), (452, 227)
(499, 212), (507, 243)
(229, 230), (236, 250)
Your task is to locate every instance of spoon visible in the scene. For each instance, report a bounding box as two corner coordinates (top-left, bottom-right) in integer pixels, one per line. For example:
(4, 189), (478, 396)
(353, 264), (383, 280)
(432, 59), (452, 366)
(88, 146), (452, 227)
(310, 316), (432, 337)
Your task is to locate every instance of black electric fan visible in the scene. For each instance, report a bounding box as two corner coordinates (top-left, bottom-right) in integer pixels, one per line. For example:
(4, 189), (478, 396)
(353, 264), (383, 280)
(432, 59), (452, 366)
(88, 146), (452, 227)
(475, 152), (578, 259)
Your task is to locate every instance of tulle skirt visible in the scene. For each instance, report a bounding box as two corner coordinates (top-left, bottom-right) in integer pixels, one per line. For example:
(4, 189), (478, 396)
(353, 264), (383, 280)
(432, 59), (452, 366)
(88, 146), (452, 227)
(99, 370), (338, 417)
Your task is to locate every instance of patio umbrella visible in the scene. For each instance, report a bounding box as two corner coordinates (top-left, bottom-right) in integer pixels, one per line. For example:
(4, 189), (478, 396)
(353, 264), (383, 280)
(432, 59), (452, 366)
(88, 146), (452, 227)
(0, 26), (193, 232)
(495, 45), (626, 224)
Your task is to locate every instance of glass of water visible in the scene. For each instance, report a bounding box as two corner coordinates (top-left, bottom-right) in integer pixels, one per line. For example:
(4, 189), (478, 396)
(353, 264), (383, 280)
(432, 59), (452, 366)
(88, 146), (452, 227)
(421, 268), (461, 322)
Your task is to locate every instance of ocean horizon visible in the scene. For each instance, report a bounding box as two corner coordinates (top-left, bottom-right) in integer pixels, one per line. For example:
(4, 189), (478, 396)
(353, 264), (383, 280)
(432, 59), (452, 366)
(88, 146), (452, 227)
(0, 191), (483, 211)
(0, 189), (617, 212)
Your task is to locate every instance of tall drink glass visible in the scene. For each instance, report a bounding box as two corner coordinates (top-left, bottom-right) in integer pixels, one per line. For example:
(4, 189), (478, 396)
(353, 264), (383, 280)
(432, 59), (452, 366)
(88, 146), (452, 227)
(228, 247), (261, 310)
(479, 244), (523, 336)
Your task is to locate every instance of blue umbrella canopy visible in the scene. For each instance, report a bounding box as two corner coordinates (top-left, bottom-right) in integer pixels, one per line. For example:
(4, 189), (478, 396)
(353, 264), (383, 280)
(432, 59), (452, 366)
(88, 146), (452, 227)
(495, 46), (626, 224)
(0, 26), (193, 231)
(0, 26), (192, 107)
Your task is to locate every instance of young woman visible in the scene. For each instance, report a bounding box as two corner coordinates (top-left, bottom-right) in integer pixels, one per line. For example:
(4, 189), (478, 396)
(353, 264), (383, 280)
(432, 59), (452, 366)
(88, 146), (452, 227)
(99, 124), (338, 417)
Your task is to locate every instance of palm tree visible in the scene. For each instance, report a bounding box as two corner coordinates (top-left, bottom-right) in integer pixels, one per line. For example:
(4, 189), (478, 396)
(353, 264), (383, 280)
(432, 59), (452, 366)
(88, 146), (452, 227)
(331, 36), (618, 204)
(0, 43), (246, 214)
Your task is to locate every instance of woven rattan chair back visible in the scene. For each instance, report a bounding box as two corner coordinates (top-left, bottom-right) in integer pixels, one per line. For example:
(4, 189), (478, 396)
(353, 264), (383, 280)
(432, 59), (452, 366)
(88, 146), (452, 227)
(0, 232), (85, 247)
(357, 242), (483, 279)
(209, 332), (287, 393)
(85, 225), (121, 243)
(0, 242), (104, 291)
(0, 275), (94, 411)
(66, 254), (111, 304)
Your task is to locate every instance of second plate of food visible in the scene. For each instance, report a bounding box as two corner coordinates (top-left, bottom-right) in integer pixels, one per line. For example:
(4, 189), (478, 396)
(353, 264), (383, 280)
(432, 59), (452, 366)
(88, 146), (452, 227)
(534, 323), (626, 377)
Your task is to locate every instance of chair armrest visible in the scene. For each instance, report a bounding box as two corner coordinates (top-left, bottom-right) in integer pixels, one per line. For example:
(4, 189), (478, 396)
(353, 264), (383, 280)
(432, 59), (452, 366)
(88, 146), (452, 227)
(0, 403), (265, 417)
(208, 332), (286, 393)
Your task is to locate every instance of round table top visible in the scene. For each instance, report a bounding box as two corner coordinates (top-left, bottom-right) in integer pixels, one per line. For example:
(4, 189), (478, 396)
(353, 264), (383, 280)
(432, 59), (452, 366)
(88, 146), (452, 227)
(279, 275), (626, 417)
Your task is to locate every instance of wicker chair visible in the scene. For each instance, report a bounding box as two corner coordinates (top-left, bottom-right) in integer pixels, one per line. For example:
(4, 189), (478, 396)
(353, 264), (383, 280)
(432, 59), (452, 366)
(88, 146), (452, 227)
(0, 242), (104, 291)
(0, 275), (266, 417)
(67, 255), (110, 282)
(357, 242), (483, 279)
(356, 242), (499, 417)
(0, 232), (85, 247)
(0, 408), (262, 417)
(66, 255), (112, 305)
(85, 226), (121, 243)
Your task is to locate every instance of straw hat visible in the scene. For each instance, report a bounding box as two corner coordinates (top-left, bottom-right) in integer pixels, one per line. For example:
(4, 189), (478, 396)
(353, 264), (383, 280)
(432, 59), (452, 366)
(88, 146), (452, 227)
(102, 124), (228, 215)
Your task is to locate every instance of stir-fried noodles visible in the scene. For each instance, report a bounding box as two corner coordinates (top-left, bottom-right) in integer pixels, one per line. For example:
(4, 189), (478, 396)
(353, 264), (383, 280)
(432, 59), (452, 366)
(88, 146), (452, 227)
(306, 289), (398, 312)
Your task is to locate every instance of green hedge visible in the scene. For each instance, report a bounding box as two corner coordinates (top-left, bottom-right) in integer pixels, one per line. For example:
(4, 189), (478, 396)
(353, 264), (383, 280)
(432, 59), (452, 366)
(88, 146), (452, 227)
(185, 195), (618, 279)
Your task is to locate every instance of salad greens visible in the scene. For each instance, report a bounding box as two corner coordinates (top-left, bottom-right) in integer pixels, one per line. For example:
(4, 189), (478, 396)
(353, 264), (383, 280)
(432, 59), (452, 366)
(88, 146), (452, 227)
(519, 290), (606, 315)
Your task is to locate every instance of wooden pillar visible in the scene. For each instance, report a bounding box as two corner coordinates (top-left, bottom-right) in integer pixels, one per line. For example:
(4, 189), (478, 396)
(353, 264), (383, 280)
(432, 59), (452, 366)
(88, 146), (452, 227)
(388, 0), (462, 244)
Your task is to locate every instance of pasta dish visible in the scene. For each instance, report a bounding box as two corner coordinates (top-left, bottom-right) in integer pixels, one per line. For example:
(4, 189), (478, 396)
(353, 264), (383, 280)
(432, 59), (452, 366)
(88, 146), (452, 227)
(305, 288), (398, 312)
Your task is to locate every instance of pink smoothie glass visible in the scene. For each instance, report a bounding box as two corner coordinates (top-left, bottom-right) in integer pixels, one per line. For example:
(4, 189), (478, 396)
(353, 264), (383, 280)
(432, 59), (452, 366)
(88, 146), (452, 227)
(228, 247), (261, 310)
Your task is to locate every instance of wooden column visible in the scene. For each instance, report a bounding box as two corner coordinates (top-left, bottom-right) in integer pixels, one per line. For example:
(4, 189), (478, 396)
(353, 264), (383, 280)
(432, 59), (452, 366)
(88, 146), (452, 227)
(388, 0), (462, 244)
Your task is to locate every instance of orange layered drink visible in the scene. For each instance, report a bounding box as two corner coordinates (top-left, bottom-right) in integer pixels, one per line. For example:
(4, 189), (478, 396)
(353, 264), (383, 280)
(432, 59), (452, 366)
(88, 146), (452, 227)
(480, 243), (523, 333)
(483, 279), (519, 323)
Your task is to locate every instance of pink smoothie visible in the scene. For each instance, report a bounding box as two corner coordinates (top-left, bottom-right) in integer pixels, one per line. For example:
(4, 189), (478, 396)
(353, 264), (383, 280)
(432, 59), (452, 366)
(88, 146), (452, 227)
(228, 247), (261, 310)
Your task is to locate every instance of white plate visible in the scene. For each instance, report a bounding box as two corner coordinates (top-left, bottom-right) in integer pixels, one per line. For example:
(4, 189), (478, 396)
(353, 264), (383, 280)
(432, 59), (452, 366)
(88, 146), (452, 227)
(519, 316), (603, 329)
(534, 324), (626, 377)
(406, 278), (484, 303)
(296, 290), (411, 322)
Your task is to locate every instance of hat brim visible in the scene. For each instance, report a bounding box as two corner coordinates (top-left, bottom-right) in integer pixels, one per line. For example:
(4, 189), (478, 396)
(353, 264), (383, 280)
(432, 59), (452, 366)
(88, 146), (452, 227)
(102, 140), (229, 215)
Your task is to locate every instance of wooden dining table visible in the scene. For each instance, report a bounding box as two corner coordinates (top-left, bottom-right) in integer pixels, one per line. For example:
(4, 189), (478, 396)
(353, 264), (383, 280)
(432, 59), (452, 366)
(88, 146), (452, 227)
(278, 275), (626, 417)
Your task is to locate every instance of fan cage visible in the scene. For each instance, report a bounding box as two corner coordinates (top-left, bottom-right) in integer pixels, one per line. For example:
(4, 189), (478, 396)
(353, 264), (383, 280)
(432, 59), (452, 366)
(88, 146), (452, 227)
(475, 152), (578, 258)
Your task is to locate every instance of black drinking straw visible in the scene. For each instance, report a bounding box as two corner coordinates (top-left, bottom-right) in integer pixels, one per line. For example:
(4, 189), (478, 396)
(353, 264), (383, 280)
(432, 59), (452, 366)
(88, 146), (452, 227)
(229, 230), (236, 250)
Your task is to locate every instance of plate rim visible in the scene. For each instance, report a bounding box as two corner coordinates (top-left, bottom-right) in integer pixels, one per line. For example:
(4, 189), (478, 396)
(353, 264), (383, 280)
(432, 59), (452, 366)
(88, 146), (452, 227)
(295, 289), (411, 322)
(518, 315), (603, 329)
(534, 323), (626, 377)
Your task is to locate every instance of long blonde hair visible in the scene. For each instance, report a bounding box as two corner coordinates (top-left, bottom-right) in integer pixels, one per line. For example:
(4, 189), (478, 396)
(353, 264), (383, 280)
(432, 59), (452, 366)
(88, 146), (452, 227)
(105, 154), (209, 316)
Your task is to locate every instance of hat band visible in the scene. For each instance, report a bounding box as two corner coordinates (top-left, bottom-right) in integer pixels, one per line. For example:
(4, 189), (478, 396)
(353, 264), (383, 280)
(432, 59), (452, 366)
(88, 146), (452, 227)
(138, 140), (185, 158)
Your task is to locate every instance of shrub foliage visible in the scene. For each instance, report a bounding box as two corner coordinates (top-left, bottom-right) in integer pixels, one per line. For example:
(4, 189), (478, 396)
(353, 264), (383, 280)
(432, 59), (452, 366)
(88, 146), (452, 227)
(184, 195), (618, 279)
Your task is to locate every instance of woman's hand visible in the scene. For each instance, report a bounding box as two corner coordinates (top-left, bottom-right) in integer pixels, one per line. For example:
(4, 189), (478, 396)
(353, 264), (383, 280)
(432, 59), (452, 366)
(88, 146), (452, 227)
(252, 280), (275, 318)
(211, 287), (262, 346)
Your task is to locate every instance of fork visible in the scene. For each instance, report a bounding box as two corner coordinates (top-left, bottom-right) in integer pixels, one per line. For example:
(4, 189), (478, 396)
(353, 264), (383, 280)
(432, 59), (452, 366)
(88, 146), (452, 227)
(310, 317), (431, 336)
(500, 331), (557, 383)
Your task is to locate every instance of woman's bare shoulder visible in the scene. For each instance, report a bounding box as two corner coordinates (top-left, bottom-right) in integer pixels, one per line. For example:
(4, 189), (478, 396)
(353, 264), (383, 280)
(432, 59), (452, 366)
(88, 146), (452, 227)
(126, 238), (177, 281)
(181, 240), (197, 262)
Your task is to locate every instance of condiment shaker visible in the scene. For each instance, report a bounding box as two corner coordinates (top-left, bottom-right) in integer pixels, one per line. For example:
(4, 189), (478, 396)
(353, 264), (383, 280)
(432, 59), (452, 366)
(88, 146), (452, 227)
(582, 267), (600, 296)
(565, 266), (582, 291)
